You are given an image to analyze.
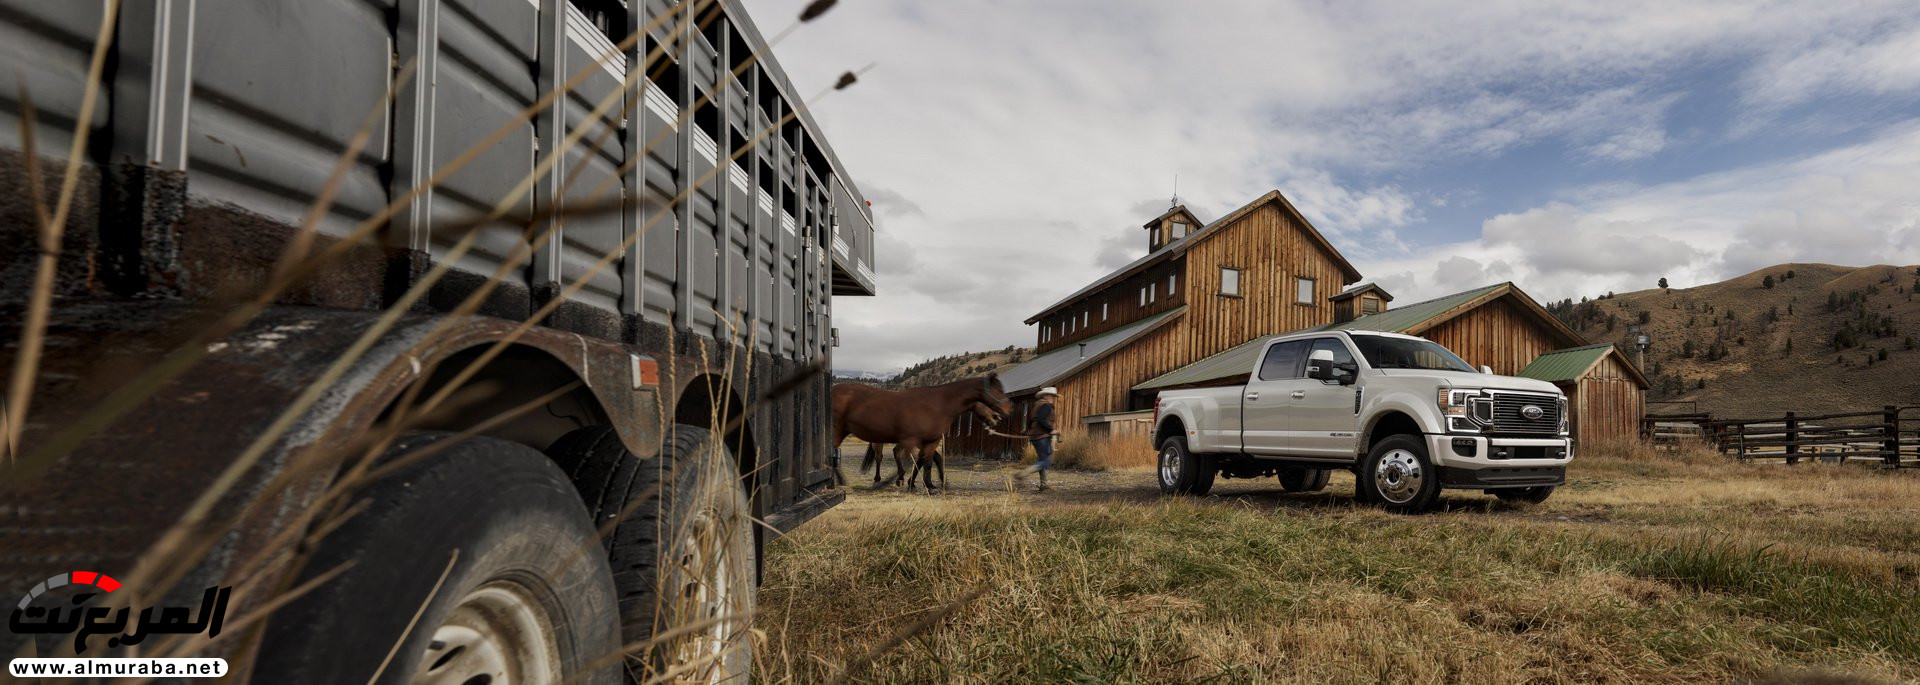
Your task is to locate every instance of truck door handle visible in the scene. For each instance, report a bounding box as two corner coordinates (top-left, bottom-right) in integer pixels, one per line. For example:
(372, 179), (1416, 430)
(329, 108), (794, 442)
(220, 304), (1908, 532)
(1245, 392), (1259, 401)
(1291, 390), (1306, 399)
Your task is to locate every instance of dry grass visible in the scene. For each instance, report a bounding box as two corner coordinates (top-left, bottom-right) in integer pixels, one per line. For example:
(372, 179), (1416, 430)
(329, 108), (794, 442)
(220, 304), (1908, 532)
(755, 444), (1920, 683)
(1052, 432), (1155, 471)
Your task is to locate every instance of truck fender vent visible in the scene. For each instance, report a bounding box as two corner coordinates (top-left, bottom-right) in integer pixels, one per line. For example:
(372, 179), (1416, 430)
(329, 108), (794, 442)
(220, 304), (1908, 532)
(1353, 387), (1362, 415)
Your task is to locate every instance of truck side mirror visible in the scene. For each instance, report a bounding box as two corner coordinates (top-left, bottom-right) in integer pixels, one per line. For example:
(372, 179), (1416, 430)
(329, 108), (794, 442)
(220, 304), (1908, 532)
(1306, 349), (1337, 382)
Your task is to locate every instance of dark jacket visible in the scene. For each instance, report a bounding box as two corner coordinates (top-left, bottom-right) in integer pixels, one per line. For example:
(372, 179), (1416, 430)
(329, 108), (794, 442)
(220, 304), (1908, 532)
(1028, 401), (1056, 438)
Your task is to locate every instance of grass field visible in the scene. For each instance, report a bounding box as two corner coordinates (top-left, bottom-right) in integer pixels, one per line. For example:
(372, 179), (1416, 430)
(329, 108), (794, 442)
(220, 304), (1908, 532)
(757, 442), (1920, 683)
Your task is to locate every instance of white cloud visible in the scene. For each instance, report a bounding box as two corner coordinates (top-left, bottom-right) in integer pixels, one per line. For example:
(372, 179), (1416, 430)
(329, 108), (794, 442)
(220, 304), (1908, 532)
(1359, 122), (1920, 304)
(742, 0), (1920, 370)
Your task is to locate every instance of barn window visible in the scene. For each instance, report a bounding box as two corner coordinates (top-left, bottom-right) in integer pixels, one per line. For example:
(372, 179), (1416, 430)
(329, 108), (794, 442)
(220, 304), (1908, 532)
(1102, 302), (1109, 321)
(1362, 295), (1381, 315)
(1169, 273), (1177, 293)
(1220, 268), (1241, 296)
(1139, 287), (1146, 306)
(1295, 277), (1315, 305)
(1083, 311), (1089, 328)
(1149, 283), (1156, 303)
(1170, 221), (1187, 239)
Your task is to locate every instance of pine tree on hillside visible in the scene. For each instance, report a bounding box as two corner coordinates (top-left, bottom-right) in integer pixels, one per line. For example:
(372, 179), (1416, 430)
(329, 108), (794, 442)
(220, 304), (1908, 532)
(1763, 274), (1775, 289)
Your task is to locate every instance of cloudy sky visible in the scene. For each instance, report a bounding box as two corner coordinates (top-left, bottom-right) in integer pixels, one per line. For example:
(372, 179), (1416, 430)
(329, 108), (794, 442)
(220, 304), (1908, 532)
(742, 0), (1920, 373)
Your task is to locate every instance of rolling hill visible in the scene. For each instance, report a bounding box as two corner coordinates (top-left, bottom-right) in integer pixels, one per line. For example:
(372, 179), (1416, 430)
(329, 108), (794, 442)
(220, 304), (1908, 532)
(866, 346), (1033, 389)
(1550, 263), (1920, 417)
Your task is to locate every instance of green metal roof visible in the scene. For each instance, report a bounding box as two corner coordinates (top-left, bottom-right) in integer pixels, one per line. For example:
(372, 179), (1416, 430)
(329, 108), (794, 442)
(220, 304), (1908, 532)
(1516, 342), (1652, 388)
(998, 307), (1186, 394)
(1302, 283), (1505, 335)
(1516, 343), (1616, 384)
(1132, 283), (1508, 391)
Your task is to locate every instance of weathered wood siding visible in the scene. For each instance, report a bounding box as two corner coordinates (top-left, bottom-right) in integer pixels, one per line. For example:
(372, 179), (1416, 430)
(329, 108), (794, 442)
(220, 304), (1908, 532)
(1036, 257), (1185, 353)
(1178, 203), (1353, 362)
(1418, 297), (1569, 375)
(1569, 353), (1646, 446)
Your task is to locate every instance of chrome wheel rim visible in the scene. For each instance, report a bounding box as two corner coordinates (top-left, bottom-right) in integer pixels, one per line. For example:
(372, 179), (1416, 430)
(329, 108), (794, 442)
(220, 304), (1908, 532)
(1160, 445), (1181, 487)
(415, 581), (558, 685)
(1373, 449), (1424, 505)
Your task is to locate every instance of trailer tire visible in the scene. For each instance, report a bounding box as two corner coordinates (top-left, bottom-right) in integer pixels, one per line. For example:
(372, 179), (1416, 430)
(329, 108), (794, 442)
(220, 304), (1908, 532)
(1493, 486), (1555, 504)
(1157, 436), (1215, 496)
(550, 424), (756, 683)
(256, 432), (622, 685)
(1277, 466), (1330, 493)
(1360, 435), (1440, 513)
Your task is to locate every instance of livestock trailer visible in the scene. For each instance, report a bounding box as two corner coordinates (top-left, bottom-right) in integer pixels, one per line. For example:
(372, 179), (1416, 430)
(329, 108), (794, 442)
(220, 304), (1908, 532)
(0, 0), (874, 681)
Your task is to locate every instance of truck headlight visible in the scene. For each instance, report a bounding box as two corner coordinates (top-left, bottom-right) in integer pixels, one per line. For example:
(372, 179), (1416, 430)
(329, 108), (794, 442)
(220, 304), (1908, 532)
(1437, 388), (1480, 418)
(1558, 396), (1569, 433)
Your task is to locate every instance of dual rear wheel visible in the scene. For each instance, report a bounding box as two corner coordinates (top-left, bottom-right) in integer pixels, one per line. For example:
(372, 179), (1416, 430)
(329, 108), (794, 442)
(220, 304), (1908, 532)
(256, 425), (755, 685)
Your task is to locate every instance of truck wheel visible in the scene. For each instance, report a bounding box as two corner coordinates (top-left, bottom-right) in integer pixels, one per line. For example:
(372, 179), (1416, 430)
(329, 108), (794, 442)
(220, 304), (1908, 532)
(1157, 436), (1215, 496)
(654, 424), (757, 681)
(256, 432), (622, 685)
(1277, 466), (1330, 493)
(1360, 435), (1440, 513)
(1493, 486), (1555, 504)
(553, 424), (757, 683)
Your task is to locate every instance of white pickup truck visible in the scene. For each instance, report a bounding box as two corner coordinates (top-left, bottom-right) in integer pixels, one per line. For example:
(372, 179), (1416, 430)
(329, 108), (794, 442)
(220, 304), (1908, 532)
(1152, 330), (1572, 512)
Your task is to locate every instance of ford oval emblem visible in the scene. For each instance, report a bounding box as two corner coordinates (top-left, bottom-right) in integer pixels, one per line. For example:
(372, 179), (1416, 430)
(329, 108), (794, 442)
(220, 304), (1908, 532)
(1521, 405), (1544, 420)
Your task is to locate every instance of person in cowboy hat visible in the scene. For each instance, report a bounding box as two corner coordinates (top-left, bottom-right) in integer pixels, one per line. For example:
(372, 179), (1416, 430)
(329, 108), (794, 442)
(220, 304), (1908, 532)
(1021, 387), (1060, 491)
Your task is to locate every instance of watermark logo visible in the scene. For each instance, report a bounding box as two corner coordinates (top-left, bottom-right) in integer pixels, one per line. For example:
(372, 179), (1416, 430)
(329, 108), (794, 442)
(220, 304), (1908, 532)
(8, 572), (231, 655)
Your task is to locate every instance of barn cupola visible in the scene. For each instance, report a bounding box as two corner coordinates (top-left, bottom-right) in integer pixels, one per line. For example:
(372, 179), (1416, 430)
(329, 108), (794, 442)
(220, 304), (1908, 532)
(1143, 205), (1205, 254)
(1330, 283), (1394, 323)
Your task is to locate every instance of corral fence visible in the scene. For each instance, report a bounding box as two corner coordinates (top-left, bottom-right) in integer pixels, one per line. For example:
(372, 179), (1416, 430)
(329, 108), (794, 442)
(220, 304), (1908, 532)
(1642, 406), (1920, 467)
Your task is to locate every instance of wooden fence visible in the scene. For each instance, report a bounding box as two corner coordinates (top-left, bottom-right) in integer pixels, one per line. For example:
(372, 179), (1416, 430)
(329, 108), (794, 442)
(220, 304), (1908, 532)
(1642, 406), (1920, 467)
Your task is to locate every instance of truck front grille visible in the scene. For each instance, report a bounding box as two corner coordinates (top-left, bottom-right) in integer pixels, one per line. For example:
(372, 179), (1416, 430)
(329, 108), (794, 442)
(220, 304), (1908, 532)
(1486, 392), (1561, 434)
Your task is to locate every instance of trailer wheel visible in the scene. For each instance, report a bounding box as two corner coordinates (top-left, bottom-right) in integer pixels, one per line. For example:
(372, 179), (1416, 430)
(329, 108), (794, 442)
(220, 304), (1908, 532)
(1277, 466), (1330, 493)
(1157, 436), (1215, 496)
(1493, 486), (1555, 504)
(550, 424), (756, 683)
(1360, 435), (1440, 513)
(255, 432), (622, 685)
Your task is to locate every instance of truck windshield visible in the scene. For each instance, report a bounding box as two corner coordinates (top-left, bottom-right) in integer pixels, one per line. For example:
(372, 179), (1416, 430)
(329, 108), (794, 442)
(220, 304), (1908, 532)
(1350, 335), (1476, 372)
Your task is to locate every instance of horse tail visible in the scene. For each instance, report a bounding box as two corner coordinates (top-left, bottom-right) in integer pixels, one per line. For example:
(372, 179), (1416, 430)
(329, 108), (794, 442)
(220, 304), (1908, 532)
(860, 443), (877, 474)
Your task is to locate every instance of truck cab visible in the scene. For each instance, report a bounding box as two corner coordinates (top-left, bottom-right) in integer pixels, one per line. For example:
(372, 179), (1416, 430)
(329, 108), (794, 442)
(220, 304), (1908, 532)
(1152, 330), (1573, 511)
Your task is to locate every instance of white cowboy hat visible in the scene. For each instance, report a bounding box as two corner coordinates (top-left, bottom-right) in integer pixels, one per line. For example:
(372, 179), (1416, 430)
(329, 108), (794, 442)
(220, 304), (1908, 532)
(1037, 386), (1059, 397)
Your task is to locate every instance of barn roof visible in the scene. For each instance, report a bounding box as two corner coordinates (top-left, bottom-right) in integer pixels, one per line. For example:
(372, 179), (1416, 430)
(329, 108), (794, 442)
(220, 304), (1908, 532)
(1025, 190), (1362, 324)
(1132, 282), (1581, 391)
(1179, 190), (1363, 282)
(1142, 204), (1203, 230)
(1023, 248), (1180, 324)
(1329, 282), (1395, 303)
(1518, 343), (1651, 389)
(999, 306), (1186, 394)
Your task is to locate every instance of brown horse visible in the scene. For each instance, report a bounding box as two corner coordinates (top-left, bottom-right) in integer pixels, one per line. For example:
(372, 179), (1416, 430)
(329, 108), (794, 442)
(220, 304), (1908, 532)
(857, 401), (1002, 485)
(833, 374), (1012, 491)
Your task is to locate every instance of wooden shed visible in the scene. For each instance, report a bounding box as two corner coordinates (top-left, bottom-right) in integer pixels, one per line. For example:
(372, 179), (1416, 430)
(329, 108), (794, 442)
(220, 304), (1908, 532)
(1518, 343), (1650, 447)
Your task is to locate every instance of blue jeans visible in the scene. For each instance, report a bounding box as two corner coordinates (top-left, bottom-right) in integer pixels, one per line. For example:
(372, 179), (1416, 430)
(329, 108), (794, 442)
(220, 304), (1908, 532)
(1031, 436), (1054, 472)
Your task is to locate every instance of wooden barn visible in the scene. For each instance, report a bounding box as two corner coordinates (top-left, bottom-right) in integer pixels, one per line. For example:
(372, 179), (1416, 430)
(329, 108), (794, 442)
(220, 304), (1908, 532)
(946, 192), (1651, 457)
(944, 190), (1364, 456)
(1517, 343), (1650, 446)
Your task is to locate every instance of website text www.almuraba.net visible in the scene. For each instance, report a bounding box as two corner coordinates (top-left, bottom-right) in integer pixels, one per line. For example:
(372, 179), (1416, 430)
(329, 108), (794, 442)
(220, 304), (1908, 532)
(10, 657), (229, 678)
